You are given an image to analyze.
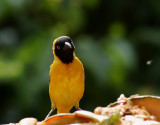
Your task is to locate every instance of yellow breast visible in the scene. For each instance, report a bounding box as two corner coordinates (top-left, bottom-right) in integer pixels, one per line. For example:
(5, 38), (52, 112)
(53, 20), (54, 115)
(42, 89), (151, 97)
(49, 56), (84, 113)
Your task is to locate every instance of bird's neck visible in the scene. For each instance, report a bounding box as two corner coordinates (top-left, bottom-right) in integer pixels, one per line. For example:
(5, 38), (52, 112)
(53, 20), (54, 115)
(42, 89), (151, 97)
(55, 52), (75, 64)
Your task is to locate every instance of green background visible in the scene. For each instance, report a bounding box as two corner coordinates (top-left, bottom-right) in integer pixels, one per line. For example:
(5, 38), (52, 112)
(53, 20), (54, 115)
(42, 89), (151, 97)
(0, 0), (160, 123)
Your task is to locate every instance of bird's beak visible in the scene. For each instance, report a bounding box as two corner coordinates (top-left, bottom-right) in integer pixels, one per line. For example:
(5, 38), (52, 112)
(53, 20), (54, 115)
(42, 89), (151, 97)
(63, 42), (72, 51)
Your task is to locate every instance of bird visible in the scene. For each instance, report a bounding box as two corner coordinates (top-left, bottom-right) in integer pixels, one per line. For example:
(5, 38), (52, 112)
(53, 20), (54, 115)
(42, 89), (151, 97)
(46, 36), (85, 118)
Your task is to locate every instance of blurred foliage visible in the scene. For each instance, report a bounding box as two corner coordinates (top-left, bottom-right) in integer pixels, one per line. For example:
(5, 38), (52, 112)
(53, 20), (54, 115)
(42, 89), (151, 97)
(0, 0), (160, 123)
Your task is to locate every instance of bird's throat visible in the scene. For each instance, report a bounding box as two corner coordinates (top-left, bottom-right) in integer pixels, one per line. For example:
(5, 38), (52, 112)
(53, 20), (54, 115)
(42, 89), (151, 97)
(55, 50), (74, 64)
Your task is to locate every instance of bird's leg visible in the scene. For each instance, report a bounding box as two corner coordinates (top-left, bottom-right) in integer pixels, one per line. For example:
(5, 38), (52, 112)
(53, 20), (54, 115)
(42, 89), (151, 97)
(45, 109), (54, 120)
(75, 103), (82, 111)
(77, 107), (82, 110)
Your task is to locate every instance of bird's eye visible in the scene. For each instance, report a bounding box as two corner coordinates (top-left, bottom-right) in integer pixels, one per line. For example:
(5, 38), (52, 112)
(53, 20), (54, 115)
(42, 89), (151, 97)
(57, 46), (60, 49)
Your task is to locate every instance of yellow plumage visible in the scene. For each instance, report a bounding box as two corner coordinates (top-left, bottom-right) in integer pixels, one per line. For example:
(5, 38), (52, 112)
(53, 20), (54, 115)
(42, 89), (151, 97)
(48, 36), (84, 114)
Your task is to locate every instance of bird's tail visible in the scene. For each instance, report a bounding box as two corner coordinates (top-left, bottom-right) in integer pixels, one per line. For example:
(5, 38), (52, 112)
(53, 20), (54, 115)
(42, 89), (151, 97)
(57, 108), (70, 114)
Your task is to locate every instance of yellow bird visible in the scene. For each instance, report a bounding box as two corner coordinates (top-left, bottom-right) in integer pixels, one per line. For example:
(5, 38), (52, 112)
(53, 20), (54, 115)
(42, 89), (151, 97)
(46, 36), (85, 118)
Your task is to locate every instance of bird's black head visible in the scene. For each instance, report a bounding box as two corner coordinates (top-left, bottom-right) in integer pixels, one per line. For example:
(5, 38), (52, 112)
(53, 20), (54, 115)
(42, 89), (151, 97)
(54, 36), (75, 64)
